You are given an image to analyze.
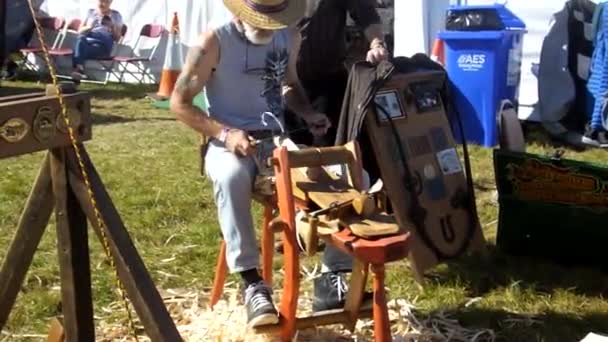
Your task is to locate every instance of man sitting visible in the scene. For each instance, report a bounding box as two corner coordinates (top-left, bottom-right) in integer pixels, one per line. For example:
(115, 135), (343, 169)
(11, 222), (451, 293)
(71, 0), (123, 80)
(170, 0), (361, 328)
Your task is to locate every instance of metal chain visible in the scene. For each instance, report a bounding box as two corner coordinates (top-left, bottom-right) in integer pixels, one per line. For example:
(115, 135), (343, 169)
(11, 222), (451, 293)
(25, 1), (140, 340)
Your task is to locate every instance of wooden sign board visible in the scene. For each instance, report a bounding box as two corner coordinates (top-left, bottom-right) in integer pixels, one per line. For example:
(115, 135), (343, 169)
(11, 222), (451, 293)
(0, 92), (92, 160)
(495, 149), (608, 270)
(364, 70), (485, 280)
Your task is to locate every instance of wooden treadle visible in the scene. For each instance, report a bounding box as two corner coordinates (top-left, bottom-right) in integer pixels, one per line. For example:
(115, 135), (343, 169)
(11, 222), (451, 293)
(341, 212), (400, 238)
(252, 306), (374, 334)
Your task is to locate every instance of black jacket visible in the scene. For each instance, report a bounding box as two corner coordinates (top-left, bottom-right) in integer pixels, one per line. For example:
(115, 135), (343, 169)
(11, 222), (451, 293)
(334, 54), (448, 181)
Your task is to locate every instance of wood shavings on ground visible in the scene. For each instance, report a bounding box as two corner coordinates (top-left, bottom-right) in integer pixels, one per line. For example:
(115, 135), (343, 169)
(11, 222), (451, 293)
(98, 288), (496, 342)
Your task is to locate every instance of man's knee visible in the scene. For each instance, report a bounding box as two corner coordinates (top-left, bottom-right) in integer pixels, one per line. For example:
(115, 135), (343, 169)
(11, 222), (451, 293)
(76, 35), (87, 43)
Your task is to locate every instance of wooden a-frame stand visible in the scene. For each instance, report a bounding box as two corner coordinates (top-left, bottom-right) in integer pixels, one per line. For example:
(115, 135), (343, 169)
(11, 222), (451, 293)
(0, 144), (182, 341)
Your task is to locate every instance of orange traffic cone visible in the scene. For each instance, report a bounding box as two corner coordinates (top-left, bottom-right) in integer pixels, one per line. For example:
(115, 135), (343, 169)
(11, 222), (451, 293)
(156, 12), (184, 99)
(430, 38), (445, 66)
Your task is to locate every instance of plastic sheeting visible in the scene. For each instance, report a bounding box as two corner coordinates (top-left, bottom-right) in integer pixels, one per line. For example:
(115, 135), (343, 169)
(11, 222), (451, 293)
(33, 0), (233, 83)
(461, 0), (578, 121)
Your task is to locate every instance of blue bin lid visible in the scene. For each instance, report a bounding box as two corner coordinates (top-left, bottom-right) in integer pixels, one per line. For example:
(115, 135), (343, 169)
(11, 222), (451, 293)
(446, 3), (526, 31)
(437, 30), (504, 40)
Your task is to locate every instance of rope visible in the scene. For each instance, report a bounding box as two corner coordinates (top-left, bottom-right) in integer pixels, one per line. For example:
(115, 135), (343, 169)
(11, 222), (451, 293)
(24, 2), (140, 340)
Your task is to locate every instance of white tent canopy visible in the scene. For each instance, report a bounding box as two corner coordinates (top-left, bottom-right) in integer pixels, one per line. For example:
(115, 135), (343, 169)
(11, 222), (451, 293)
(35, 0), (232, 83)
(35, 0), (576, 122)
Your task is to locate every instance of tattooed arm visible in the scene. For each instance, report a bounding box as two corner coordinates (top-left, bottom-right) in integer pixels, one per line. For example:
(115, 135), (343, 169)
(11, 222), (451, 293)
(282, 28), (331, 137)
(170, 31), (224, 139)
(170, 30), (254, 156)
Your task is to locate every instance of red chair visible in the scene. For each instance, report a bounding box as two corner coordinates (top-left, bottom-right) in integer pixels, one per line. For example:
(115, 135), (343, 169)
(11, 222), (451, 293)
(111, 24), (165, 84)
(81, 24), (128, 84)
(48, 18), (82, 58)
(19, 16), (66, 73)
(53, 21), (127, 84)
(210, 142), (410, 342)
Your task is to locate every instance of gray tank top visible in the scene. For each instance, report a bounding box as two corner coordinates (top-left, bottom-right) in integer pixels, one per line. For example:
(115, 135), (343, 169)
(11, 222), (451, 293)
(205, 22), (291, 132)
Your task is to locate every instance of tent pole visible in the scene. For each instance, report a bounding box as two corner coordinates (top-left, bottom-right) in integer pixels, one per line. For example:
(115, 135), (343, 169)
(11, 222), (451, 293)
(0, 0), (6, 77)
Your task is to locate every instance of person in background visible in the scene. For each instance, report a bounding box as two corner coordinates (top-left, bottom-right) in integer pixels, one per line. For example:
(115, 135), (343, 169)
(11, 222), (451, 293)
(71, 0), (123, 80)
(286, 0), (390, 147)
(1, 0), (43, 80)
(282, 0), (389, 313)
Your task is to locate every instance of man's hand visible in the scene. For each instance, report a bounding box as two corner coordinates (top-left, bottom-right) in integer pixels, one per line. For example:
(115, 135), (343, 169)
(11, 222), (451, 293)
(224, 129), (255, 157)
(366, 41), (389, 64)
(78, 25), (92, 34)
(303, 112), (331, 137)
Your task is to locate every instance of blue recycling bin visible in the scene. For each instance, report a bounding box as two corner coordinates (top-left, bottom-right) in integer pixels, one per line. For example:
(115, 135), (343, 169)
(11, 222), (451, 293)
(438, 4), (526, 147)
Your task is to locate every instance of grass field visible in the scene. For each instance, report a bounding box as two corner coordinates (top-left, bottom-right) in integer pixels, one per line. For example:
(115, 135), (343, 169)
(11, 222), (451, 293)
(1, 80), (608, 341)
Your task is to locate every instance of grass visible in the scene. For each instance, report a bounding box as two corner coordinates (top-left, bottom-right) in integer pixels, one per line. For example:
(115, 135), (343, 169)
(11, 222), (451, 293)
(1, 79), (608, 341)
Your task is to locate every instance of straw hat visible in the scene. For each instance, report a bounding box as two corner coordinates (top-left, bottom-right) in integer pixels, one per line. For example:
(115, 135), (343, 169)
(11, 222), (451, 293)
(223, 0), (306, 30)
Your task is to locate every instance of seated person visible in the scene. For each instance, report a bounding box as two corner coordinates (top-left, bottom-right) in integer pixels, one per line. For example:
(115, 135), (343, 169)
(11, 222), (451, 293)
(170, 0), (361, 328)
(71, 0), (123, 79)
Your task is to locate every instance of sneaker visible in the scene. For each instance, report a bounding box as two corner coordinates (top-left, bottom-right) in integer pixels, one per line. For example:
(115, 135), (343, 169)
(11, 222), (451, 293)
(243, 281), (278, 327)
(582, 125), (608, 148)
(312, 271), (374, 313)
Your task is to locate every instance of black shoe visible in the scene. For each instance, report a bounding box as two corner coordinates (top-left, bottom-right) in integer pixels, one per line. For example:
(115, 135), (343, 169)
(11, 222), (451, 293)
(243, 281), (278, 327)
(582, 125), (608, 148)
(1, 69), (16, 80)
(312, 271), (374, 313)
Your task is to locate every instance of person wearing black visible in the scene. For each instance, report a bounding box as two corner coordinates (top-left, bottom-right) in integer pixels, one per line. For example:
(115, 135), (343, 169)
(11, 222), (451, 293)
(286, 0), (389, 147)
(282, 0), (389, 313)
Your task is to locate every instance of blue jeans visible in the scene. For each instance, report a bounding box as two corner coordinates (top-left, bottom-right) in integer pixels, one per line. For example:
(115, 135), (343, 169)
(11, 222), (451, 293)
(204, 139), (353, 274)
(72, 33), (112, 68)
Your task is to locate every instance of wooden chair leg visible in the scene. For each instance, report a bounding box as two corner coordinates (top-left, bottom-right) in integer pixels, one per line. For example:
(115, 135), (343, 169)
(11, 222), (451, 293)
(371, 264), (392, 342)
(46, 318), (65, 342)
(261, 205), (274, 287)
(273, 147), (299, 341)
(210, 241), (227, 309)
(343, 260), (369, 332)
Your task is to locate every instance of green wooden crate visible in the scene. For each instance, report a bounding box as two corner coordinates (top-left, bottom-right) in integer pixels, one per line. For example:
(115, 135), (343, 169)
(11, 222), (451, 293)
(494, 149), (608, 269)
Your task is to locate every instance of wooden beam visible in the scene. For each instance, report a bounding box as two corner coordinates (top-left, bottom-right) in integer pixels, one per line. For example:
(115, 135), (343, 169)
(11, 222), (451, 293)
(0, 0), (5, 66)
(0, 92), (92, 160)
(65, 145), (181, 341)
(253, 307), (374, 334)
(50, 148), (95, 342)
(0, 153), (54, 330)
(0, 92), (47, 103)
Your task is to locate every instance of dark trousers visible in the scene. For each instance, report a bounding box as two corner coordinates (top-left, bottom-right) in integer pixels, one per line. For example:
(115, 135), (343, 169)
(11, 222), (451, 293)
(285, 69), (349, 146)
(72, 34), (112, 68)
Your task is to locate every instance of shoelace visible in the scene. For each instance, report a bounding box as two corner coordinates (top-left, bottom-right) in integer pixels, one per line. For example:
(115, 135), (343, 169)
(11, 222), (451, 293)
(247, 282), (274, 312)
(329, 273), (348, 302)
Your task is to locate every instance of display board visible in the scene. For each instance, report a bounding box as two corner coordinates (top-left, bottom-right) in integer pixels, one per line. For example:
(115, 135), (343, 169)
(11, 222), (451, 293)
(364, 69), (485, 280)
(495, 149), (608, 269)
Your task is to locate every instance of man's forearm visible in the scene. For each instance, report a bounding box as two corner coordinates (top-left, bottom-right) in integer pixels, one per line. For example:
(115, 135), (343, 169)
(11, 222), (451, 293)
(284, 83), (315, 119)
(173, 103), (224, 139)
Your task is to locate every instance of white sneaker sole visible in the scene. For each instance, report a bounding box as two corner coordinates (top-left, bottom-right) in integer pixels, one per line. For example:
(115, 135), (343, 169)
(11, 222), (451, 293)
(582, 136), (601, 147)
(248, 312), (279, 328)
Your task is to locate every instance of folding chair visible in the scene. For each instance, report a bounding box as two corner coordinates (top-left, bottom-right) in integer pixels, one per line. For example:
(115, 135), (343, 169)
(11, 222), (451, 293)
(80, 24), (128, 84)
(48, 18), (83, 59)
(112, 24), (165, 84)
(19, 16), (66, 73)
(54, 21), (126, 84)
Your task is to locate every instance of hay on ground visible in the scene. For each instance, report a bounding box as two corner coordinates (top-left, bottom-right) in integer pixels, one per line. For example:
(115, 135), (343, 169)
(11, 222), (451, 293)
(97, 287), (497, 342)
